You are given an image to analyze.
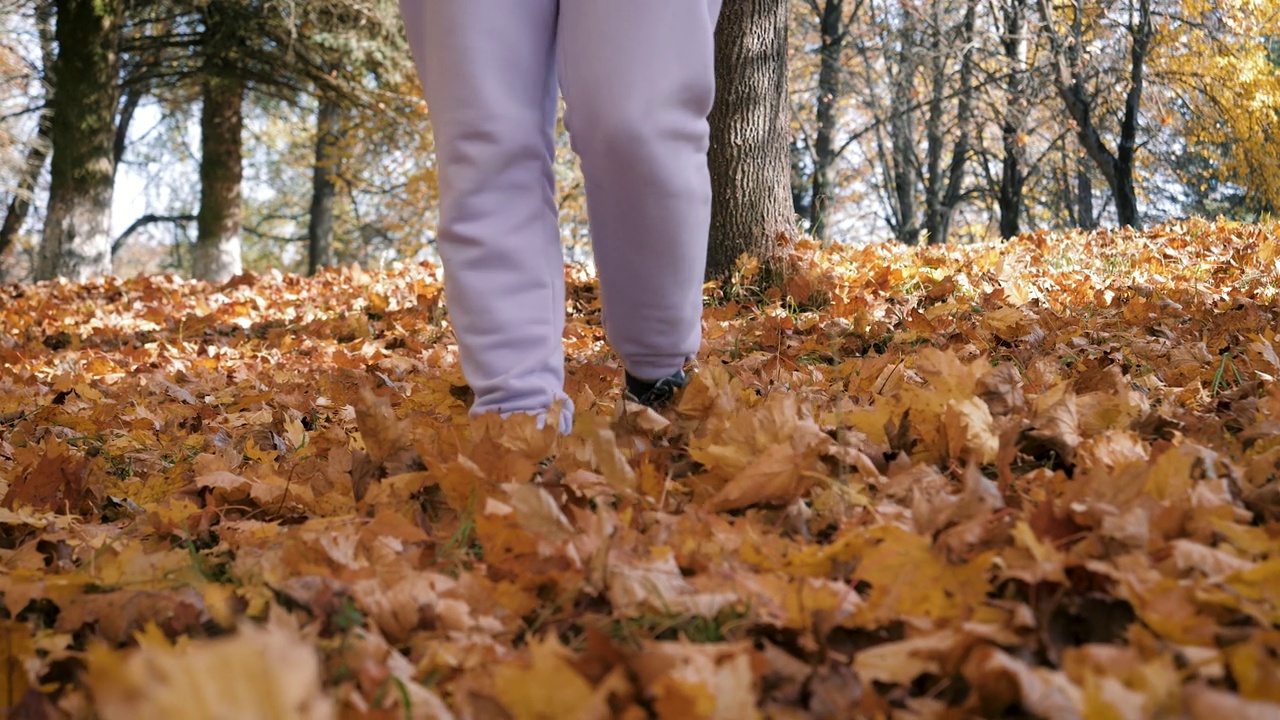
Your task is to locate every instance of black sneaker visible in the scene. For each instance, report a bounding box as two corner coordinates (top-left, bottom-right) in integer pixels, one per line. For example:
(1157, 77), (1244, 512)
(624, 369), (689, 409)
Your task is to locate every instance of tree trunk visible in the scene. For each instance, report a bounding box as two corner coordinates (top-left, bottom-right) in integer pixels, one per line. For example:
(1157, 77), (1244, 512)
(1, 113), (51, 265)
(934, 0), (976, 245)
(706, 0), (793, 283)
(921, 0), (949, 244)
(1, 2), (54, 266)
(790, 138), (812, 222)
(998, 0), (1029, 239)
(888, 17), (920, 246)
(1037, 0), (1147, 228)
(308, 96), (341, 275)
(193, 75), (245, 282)
(810, 0), (845, 242)
(35, 0), (123, 281)
(1112, 0), (1150, 228)
(114, 85), (143, 169)
(920, 0), (975, 245)
(1077, 158), (1096, 230)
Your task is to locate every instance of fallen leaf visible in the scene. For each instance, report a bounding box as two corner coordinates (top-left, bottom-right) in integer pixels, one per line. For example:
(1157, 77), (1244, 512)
(87, 619), (334, 720)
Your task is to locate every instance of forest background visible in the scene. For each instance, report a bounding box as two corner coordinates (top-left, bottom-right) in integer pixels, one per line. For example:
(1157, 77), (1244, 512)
(2, 0), (1280, 284)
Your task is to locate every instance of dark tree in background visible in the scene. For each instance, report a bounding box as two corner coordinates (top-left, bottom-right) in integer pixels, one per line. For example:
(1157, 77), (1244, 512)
(707, 0), (794, 284)
(809, 0), (851, 241)
(308, 95), (341, 275)
(997, 0), (1030, 239)
(192, 1), (246, 283)
(35, 0), (124, 281)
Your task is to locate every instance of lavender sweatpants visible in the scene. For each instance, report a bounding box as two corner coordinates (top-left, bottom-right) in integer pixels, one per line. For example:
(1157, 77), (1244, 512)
(399, 0), (722, 432)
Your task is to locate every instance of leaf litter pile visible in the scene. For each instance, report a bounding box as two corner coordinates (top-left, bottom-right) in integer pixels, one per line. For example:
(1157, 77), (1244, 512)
(3, 220), (1280, 719)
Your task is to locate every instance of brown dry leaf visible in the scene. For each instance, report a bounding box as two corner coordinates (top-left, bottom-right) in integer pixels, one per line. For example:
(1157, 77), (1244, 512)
(911, 462), (1004, 537)
(1, 437), (96, 513)
(1080, 670), (1147, 720)
(706, 441), (815, 512)
(963, 645), (1083, 720)
(589, 425), (638, 494)
(349, 572), (457, 642)
(1002, 521), (1068, 584)
(606, 547), (739, 619)
(978, 363), (1026, 416)
(1170, 539), (1253, 581)
(354, 385), (411, 466)
(505, 482), (576, 543)
(630, 641), (761, 720)
(55, 588), (208, 644)
(852, 630), (962, 686)
(339, 630), (457, 720)
(1022, 389), (1081, 465)
(87, 619), (333, 720)
(474, 495), (583, 583)
(944, 396), (1000, 465)
(1184, 683), (1280, 720)
(913, 347), (987, 398)
(1121, 573), (1218, 646)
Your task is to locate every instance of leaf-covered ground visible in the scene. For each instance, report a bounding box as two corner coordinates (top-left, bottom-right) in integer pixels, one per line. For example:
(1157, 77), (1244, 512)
(2, 220), (1280, 719)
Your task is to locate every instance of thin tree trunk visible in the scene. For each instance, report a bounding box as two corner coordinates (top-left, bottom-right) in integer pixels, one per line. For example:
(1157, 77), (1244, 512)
(114, 85), (142, 169)
(998, 0), (1029, 239)
(308, 96), (341, 275)
(922, 0), (949, 243)
(1077, 158), (1096, 230)
(193, 75), (245, 282)
(1037, 0), (1147, 228)
(810, 0), (845, 241)
(1059, 144), (1076, 227)
(36, 0), (123, 281)
(889, 18), (920, 245)
(0, 111), (51, 263)
(925, 0), (976, 245)
(1113, 0), (1151, 227)
(1, 2), (54, 265)
(707, 0), (792, 283)
(790, 138), (812, 222)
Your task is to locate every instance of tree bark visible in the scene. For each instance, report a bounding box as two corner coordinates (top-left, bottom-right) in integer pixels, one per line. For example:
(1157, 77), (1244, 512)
(193, 74), (245, 282)
(790, 138), (812, 222)
(36, 0), (124, 281)
(1077, 157), (1096, 230)
(888, 16), (921, 245)
(810, 0), (845, 241)
(308, 96), (341, 275)
(998, 0), (1029, 239)
(922, 0), (976, 245)
(706, 0), (793, 283)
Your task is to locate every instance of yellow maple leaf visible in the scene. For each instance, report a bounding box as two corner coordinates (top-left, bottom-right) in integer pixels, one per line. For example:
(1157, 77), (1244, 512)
(854, 526), (993, 626)
(492, 637), (601, 720)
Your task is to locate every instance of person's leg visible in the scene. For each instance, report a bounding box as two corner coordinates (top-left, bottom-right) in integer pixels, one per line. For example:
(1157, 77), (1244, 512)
(557, 0), (723, 385)
(400, 0), (572, 432)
